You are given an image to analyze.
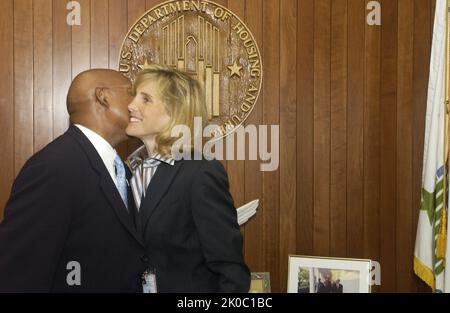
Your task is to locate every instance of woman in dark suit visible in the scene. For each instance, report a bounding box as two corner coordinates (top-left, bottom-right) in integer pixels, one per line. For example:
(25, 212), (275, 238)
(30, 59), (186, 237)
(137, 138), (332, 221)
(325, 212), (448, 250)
(125, 64), (250, 293)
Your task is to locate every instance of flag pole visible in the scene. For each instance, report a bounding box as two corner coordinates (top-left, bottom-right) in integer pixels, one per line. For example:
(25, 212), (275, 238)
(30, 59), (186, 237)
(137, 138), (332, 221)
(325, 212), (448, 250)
(437, 0), (449, 260)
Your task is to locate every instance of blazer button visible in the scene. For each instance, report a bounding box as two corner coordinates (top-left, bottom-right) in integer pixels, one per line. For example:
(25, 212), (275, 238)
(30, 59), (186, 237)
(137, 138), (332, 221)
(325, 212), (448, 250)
(141, 255), (149, 263)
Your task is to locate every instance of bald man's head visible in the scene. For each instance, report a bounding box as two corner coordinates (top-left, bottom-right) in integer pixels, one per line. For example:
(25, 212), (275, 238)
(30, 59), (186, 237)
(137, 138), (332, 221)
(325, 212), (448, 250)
(67, 69), (129, 116)
(66, 69), (132, 147)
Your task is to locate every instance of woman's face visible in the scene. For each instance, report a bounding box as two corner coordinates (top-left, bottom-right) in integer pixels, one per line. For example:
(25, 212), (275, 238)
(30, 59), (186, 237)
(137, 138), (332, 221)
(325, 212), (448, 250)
(126, 79), (171, 140)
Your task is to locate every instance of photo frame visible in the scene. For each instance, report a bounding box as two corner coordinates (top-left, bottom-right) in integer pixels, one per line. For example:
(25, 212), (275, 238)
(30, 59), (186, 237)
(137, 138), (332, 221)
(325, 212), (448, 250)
(287, 255), (372, 293)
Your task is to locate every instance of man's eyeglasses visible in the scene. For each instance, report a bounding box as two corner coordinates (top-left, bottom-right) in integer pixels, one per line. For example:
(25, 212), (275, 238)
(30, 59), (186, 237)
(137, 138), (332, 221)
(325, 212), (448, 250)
(98, 86), (134, 96)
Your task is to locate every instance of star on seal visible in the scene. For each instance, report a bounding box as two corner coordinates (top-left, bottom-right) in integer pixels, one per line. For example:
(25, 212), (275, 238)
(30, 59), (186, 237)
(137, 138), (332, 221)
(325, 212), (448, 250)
(227, 60), (243, 78)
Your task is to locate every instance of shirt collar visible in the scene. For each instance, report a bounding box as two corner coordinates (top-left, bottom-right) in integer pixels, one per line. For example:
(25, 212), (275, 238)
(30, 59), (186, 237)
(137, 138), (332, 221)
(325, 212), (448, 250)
(126, 145), (175, 171)
(74, 124), (117, 170)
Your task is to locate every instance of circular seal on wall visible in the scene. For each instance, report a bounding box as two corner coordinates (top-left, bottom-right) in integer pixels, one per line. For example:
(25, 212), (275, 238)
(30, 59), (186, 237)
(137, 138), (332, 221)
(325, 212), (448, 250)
(119, 0), (263, 140)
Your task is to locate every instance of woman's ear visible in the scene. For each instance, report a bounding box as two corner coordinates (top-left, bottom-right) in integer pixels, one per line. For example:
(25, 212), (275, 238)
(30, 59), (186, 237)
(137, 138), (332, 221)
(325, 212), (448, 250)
(95, 87), (110, 108)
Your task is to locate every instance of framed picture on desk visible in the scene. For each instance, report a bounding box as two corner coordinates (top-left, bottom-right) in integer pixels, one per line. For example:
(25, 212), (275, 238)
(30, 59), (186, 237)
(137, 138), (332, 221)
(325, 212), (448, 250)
(287, 255), (372, 293)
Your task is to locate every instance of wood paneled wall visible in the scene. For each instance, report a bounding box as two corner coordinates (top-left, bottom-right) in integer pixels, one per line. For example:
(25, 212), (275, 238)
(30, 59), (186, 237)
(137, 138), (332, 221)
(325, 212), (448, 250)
(0, 0), (436, 292)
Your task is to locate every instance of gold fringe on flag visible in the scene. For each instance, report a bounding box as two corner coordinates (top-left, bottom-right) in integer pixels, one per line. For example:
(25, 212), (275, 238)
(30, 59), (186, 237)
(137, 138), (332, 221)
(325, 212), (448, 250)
(414, 256), (436, 291)
(437, 210), (447, 258)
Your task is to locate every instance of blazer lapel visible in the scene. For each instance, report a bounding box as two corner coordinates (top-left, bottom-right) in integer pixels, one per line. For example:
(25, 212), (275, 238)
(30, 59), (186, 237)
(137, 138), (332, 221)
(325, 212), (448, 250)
(98, 175), (144, 245)
(140, 161), (182, 231)
(67, 125), (145, 247)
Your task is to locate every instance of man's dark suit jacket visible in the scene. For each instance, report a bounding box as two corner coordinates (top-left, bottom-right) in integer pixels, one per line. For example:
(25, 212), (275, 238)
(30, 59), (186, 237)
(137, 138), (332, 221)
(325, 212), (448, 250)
(136, 156), (250, 293)
(0, 125), (147, 292)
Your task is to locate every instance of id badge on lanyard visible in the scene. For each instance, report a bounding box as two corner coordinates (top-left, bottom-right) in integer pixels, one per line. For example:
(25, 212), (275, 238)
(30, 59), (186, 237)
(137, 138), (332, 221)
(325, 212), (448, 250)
(142, 269), (158, 293)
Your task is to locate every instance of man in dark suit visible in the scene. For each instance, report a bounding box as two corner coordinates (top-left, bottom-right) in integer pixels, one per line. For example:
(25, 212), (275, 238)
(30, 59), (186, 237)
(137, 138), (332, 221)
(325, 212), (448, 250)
(331, 279), (343, 293)
(0, 69), (147, 292)
(323, 275), (332, 293)
(316, 278), (325, 293)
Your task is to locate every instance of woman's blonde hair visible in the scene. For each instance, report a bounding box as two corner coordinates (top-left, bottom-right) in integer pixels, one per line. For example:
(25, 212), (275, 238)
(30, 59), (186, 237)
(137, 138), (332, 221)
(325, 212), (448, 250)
(132, 63), (207, 157)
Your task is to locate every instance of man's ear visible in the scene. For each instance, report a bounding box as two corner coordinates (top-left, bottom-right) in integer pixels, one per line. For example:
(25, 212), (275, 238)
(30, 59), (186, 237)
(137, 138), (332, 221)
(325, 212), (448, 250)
(95, 87), (110, 108)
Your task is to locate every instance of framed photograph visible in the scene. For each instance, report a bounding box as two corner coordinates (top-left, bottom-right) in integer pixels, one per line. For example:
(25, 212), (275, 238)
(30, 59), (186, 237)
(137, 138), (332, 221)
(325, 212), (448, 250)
(287, 255), (372, 293)
(249, 272), (271, 293)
